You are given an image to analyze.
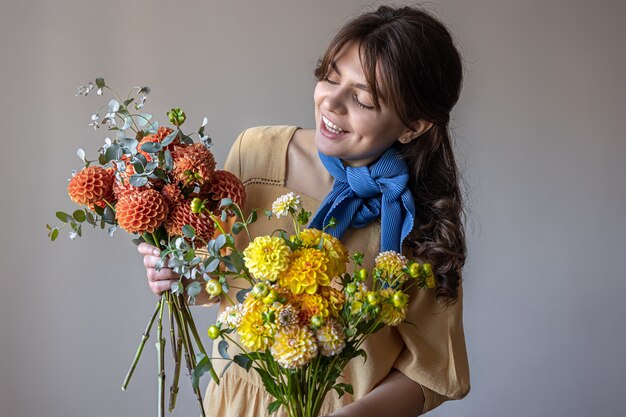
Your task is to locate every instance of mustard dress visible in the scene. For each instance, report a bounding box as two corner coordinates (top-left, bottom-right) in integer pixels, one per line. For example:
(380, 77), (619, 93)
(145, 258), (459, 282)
(202, 126), (470, 416)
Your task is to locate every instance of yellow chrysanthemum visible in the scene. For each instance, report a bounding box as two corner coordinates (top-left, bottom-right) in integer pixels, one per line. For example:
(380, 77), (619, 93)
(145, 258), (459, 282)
(297, 228), (349, 278)
(237, 309), (273, 351)
(375, 251), (409, 284)
(380, 289), (408, 326)
(319, 286), (345, 318)
(347, 282), (369, 316)
(243, 236), (291, 281)
(271, 325), (318, 369)
(315, 320), (346, 356)
(288, 292), (330, 325)
(279, 248), (330, 295)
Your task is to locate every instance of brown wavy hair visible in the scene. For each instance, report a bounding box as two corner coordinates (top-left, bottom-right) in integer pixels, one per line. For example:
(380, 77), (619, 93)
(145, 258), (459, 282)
(314, 5), (466, 304)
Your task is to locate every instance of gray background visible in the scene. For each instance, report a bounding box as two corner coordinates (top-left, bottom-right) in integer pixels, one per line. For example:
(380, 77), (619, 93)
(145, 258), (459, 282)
(1, 0), (625, 416)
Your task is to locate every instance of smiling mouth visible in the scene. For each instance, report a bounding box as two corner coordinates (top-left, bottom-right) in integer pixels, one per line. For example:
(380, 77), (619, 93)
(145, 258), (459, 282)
(321, 115), (348, 135)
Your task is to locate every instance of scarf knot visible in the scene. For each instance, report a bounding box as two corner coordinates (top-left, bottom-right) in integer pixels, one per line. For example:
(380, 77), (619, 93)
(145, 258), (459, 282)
(308, 146), (415, 253)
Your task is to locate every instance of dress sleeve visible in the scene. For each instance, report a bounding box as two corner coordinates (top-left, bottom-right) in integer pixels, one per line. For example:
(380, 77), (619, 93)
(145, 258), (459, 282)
(223, 129), (246, 177)
(392, 279), (471, 414)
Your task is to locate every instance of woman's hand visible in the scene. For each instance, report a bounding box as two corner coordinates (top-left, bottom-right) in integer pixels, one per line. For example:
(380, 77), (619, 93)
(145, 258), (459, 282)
(138, 242), (180, 295)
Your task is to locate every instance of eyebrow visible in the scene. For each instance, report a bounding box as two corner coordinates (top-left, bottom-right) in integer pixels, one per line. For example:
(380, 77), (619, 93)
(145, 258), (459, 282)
(331, 62), (370, 92)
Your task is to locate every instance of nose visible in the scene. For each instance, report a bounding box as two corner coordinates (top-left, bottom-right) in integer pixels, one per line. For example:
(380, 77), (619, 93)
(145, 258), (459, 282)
(324, 86), (348, 115)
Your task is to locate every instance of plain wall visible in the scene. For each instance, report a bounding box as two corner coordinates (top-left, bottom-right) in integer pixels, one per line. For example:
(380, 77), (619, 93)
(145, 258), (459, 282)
(1, 0), (625, 416)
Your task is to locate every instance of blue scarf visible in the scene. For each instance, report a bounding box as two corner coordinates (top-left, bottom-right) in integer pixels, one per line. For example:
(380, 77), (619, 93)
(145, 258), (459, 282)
(308, 146), (415, 253)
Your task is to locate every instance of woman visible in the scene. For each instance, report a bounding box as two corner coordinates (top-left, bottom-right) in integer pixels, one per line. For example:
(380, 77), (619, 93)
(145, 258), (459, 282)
(139, 5), (470, 417)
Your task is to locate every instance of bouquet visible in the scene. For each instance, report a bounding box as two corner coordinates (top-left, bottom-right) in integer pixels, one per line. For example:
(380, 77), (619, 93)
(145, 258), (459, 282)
(196, 192), (436, 417)
(48, 78), (247, 416)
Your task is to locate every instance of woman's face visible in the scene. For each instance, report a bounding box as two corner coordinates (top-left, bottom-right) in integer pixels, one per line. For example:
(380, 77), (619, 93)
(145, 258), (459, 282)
(314, 41), (412, 167)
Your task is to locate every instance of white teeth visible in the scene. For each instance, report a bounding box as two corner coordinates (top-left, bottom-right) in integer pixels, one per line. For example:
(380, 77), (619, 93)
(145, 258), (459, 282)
(322, 115), (346, 134)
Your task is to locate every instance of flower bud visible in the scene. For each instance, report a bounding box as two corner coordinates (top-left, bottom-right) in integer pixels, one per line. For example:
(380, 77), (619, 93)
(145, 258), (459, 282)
(252, 282), (269, 298)
(345, 283), (357, 296)
(310, 315), (323, 328)
(190, 197), (204, 214)
(262, 289), (278, 305)
(409, 263), (421, 278)
(167, 107), (186, 126)
(207, 325), (220, 340)
(205, 279), (222, 297)
(366, 291), (380, 306)
(423, 263), (433, 276)
(356, 268), (368, 282)
(392, 291), (409, 308)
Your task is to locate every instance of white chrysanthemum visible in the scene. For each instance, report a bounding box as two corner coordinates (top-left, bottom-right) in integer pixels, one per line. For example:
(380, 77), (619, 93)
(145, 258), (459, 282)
(217, 304), (245, 329)
(315, 320), (346, 356)
(271, 325), (318, 369)
(275, 304), (299, 329)
(271, 192), (302, 218)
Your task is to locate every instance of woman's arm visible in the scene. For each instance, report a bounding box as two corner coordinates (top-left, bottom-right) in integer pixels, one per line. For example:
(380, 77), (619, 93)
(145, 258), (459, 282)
(329, 369), (424, 417)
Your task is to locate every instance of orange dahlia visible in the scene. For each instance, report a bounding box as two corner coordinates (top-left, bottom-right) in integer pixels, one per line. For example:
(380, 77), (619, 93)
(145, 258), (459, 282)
(172, 143), (216, 186)
(115, 189), (168, 234)
(137, 127), (175, 160)
(161, 183), (184, 209)
(166, 200), (215, 243)
(68, 166), (115, 206)
(201, 170), (246, 213)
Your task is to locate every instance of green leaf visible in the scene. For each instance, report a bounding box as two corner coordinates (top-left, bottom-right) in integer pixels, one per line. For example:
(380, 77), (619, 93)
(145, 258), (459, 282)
(51, 229), (59, 241)
(233, 354), (252, 371)
(255, 368), (280, 398)
(161, 129), (179, 147)
(267, 400), (283, 415)
(72, 209), (86, 223)
(231, 222), (244, 235)
(133, 160), (145, 174)
(129, 174), (148, 187)
(103, 205), (115, 224)
(186, 281), (201, 298)
(123, 98), (134, 106)
(218, 340), (230, 360)
(141, 142), (163, 153)
(153, 168), (168, 181)
(191, 353), (217, 388)
(164, 149), (173, 170)
(246, 209), (257, 224)
(95, 78), (105, 88)
(236, 287), (251, 303)
(182, 224), (196, 239)
(85, 211), (96, 225)
(214, 234), (226, 250)
(133, 153), (148, 166)
(219, 360), (233, 378)
(104, 144), (122, 162)
(56, 211), (72, 223)
(334, 383), (354, 398)
(206, 258), (220, 273)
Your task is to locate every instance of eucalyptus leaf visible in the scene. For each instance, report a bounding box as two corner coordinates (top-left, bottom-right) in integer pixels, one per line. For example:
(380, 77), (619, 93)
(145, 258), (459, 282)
(77, 148), (86, 162)
(164, 149), (173, 170)
(214, 234), (226, 250)
(206, 257), (220, 273)
(72, 210), (86, 223)
(103, 205), (115, 224)
(233, 354), (252, 371)
(231, 222), (244, 235)
(133, 160), (145, 174)
(108, 225), (117, 237)
(218, 341), (230, 360)
(161, 129), (179, 147)
(137, 113), (152, 127)
(56, 211), (72, 223)
(153, 168), (168, 181)
(191, 353), (214, 389)
(121, 138), (138, 152)
(220, 210), (227, 222)
(51, 229), (59, 241)
(129, 174), (149, 187)
(123, 98), (134, 106)
(186, 281), (201, 298)
(121, 116), (133, 130)
(182, 224), (196, 239)
(108, 98), (119, 113)
(145, 161), (158, 172)
(85, 211), (96, 226)
(246, 210), (257, 224)
(133, 153), (148, 166)
(95, 78), (106, 88)
(220, 198), (233, 208)
(104, 144), (122, 162)
(236, 287), (251, 304)
(141, 142), (163, 153)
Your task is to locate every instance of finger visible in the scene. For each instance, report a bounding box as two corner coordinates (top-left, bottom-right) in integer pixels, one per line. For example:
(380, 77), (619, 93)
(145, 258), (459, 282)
(149, 279), (174, 295)
(147, 267), (179, 283)
(138, 242), (160, 256)
(143, 255), (168, 269)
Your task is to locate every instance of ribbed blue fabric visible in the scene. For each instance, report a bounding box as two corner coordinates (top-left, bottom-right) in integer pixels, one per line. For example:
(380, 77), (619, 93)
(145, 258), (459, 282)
(308, 147), (415, 252)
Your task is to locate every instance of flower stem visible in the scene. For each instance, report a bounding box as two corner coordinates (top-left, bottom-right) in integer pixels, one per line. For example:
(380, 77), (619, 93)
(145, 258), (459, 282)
(121, 298), (161, 390)
(157, 293), (166, 417)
